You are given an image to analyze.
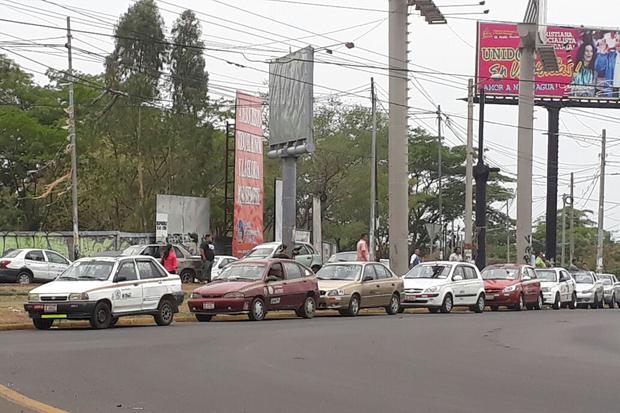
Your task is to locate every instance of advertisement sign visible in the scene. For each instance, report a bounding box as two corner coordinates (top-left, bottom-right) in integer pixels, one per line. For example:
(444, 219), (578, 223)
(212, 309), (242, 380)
(274, 179), (283, 242)
(233, 92), (264, 257)
(155, 213), (168, 243)
(477, 22), (620, 99)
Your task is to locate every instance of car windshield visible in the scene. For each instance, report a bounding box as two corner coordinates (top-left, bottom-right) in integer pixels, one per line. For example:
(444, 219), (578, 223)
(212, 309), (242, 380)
(535, 270), (557, 282)
(2, 249), (21, 258)
(573, 273), (594, 284)
(316, 264), (361, 281)
(327, 252), (357, 263)
(58, 260), (115, 281)
(599, 276), (613, 285)
(217, 264), (265, 281)
(121, 245), (143, 256)
(482, 267), (519, 280)
(405, 264), (452, 279)
(245, 248), (274, 259)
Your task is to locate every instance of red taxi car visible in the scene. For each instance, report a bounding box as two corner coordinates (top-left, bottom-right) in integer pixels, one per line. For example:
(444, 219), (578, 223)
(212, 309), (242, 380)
(187, 259), (319, 321)
(481, 264), (543, 311)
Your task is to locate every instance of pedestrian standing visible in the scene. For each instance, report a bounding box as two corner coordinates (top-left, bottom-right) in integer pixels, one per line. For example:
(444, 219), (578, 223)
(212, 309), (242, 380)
(356, 233), (369, 262)
(161, 243), (178, 274)
(200, 234), (215, 283)
(449, 247), (463, 262)
(410, 248), (422, 268)
(535, 252), (547, 268)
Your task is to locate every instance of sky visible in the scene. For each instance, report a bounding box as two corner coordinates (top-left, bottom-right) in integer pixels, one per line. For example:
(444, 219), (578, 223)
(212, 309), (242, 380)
(1, 0), (619, 239)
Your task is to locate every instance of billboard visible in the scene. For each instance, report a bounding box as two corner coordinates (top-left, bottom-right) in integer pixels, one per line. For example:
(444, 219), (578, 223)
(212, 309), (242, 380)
(233, 92), (265, 257)
(268, 46), (314, 150)
(156, 194), (210, 248)
(477, 22), (620, 99)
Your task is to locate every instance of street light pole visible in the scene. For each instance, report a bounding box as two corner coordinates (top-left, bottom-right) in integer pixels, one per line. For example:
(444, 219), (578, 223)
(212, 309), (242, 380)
(464, 79), (474, 262)
(370, 77), (378, 261)
(66, 17), (80, 260)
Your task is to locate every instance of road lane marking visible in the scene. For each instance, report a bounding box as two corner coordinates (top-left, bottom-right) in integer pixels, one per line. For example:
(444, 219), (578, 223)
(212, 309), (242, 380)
(0, 385), (68, 413)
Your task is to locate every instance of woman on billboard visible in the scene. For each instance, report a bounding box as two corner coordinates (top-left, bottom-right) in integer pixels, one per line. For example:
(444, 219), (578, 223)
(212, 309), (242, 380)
(569, 41), (598, 97)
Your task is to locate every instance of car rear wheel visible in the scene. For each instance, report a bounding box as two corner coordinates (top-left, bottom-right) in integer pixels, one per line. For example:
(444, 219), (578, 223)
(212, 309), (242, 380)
(298, 296), (316, 319)
(514, 294), (525, 311)
(17, 271), (32, 285)
(180, 269), (195, 284)
(90, 301), (112, 329)
(386, 294), (400, 315)
(552, 293), (561, 310)
(472, 294), (485, 313)
(344, 294), (360, 317)
(32, 318), (54, 330)
(195, 314), (213, 322)
(154, 298), (175, 326)
(249, 297), (266, 321)
(440, 294), (453, 314)
(568, 293), (577, 309)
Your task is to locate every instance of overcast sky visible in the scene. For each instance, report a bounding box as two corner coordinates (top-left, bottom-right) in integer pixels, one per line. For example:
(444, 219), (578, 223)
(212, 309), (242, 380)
(1, 0), (619, 238)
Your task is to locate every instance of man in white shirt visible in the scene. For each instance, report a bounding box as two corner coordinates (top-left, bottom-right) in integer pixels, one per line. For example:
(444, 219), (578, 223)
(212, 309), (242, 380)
(449, 247), (463, 262)
(409, 248), (421, 268)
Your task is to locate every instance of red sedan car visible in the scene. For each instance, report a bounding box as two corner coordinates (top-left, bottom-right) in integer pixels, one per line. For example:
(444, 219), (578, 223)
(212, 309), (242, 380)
(481, 264), (543, 311)
(187, 259), (319, 321)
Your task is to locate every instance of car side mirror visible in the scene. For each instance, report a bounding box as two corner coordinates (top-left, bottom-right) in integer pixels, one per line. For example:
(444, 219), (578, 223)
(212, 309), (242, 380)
(453, 275), (463, 281)
(266, 275), (279, 283)
(114, 275), (127, 283)
(363, 275), (373, 282)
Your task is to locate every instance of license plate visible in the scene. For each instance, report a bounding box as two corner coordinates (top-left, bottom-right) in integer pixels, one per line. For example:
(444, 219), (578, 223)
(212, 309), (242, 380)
(202, 302), (215, 310)
(406, 295), (417, 301)
(44, 304), (57, 312)
(486, 295), (494, 300)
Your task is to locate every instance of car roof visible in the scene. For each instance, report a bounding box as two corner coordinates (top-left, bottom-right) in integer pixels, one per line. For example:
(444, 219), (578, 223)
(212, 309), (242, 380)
(76, 255), (154, 263)
(324, 261), (364, 265)
(417, 261), (466, 266)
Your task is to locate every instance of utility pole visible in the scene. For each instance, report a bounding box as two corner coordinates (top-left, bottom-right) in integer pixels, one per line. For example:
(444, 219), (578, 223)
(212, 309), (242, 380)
(388, 0), (409, 275)
(464, 79), (474, 262)
(596, 130), (606, 273)
(569, 172), (575, 264)
(66, 17), (80, 261)
(506, 200), (510, 263)
(437, 105), (443, 259)
(370, 77), (377, 261)
(561, 193), (569, 268)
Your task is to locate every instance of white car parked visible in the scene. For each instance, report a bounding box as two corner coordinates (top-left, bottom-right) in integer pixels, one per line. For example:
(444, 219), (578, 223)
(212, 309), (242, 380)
(0, 248), (71, 284)
(401, 261), (486, 313)
(535, 268), (577, 309)
(597, 274), (620, 308)
(244, 242), (323, 272)
(572, 271), (605, 309)
(24, 256), (184, 330)
(211, 255), (239, 280)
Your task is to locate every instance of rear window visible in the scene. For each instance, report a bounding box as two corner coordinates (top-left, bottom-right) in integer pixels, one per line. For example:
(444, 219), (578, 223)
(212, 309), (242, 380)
(2, 250), (21, 258)
(245, 247), (274, 259)
(535, 270), (557, 282)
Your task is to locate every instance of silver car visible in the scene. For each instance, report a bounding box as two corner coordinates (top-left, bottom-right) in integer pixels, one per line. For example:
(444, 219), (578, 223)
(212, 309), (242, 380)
(0, 248), (71, 284)
(572, 271), (605, 309)
(597, 274), (620, 308)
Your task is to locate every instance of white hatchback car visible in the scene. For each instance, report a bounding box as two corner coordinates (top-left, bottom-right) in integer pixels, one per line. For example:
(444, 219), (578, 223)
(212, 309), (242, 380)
(535, 268), (577, 309)
(24, 256), (184, 330)
(572, 271), (605, 309)
(401, 261), (486, 313)
(0, 248), (71, 284)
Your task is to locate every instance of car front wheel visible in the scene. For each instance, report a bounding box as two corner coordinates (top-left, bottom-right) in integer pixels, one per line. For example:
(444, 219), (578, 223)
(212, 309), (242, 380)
(249, 297), (266, 321)
(440, 294), (453, 314)
(90, 301), (112, 329)
(568, 293), (577, 309)
(344, 294), (360, 317)
(386, 294), (400, 315)
(473, 294), (485, 313)
(514, 294), (524, 311)
(33, 318), (54, 330)
(552, 293), (561, 310)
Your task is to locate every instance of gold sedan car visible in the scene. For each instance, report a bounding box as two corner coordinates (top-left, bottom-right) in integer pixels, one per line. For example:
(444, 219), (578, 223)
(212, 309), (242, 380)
(316, 262), (404, 316)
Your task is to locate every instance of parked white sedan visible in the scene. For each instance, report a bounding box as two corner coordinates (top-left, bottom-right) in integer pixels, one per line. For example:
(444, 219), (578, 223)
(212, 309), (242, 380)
(572, 271), (605, 309)
(24, 256), (184, 330)
(401, 261), (486, 313)
(0, 248), (71, 284)
(597, 274), (620, 308)
(535, 268), (577, 309)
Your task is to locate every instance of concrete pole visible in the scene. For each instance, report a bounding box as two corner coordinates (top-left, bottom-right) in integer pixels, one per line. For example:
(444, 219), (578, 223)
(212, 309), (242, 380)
(506, 200), (510, 263)
(370, 77), (377, 261)
(312, 195), (322, 258)
(282, 157), (297, 251)
(437, 105), (443, 260)
(561, 195), (567, 268)
(66, 17), (80, 261)
(464, 79), (474, 262)
(388, 0), (409, 275)
(596, 130), (606, 273)
(516, 23), (536, 265)
(545, 106), (560, 264)
(569, 172), (575, 264)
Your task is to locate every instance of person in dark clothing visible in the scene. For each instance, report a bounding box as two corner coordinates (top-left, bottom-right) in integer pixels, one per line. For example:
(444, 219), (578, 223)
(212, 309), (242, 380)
(273, 244), (291, 259)
(199, 234), (215, 283)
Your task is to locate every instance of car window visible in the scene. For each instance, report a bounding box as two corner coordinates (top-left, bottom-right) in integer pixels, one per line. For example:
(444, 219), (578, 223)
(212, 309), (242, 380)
(283, 262), (303, 280)
(363, 265), (377, 280)
(453, 266), (465, 280)
(268, 263), (284, 280)
(116, 260), (138, 281)
(141, 246), (159, 258)
(374, 264), (390, 279)
(560, 271), (571, 282)
(137, 260), (166, 279)
(305, 244), (316, 255)
(527, 268), (537, 279)
(47, 251), (69, 265)
(462, 266), (477, 280)
(173, 247), (184, 258)
(293, 244), (310, 256)
(2, 250), (21, 258)
(25, 250), (45, 262)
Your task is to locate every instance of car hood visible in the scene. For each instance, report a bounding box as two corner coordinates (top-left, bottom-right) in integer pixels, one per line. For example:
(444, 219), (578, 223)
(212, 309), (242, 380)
(575, 283), (595, 292)
(403, 278), (447, 289)
(484, 279), (517, 289)
(30, 280), (109, 295)
(317, 280), (357, 290)
(539, 281), (558, 288)
(194, 280), (261, 295)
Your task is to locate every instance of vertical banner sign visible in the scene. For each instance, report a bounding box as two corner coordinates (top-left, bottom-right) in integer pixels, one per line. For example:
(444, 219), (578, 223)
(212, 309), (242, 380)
(155, 213), (168, 243)
(274, 179), (283, 242)
(233, 92), (264, 257)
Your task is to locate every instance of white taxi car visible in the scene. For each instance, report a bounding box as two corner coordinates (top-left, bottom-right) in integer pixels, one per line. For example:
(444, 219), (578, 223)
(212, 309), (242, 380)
(535, 268), (577, 309)
(401, 261), (486, 313)
(24, 256), (184, 330)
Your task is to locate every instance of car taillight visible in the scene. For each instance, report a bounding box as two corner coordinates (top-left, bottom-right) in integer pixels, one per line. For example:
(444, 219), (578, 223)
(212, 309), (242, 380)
(0, 260), (10, 269)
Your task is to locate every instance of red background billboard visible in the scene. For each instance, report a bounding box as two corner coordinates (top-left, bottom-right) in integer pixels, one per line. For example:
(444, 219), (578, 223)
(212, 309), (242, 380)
(233, 92), (264, 257)
(477, 22), (620, 99)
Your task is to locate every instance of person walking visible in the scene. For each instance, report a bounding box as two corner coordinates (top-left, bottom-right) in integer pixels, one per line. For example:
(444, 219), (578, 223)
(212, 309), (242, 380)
(535, 252), (547, 268)
(410, 248), (422, 268)
(273, 244), (291, 259)
(161, 243), (178, 274)
(449, 247), (463, 262)
(356, 233), (369, 262)
(200, 234), (215, 283)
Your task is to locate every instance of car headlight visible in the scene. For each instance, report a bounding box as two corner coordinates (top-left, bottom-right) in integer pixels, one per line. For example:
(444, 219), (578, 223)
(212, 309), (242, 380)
(541, 287), (550, 292)
(190, 292), (202, 299)
(503, 285), (517, 293)
(69, 293), (89, 301)
(28, 293), (40, 302)
(327, 289), (345, 296)
(424, 286), (440, 293)
(223, 291), (245, 298)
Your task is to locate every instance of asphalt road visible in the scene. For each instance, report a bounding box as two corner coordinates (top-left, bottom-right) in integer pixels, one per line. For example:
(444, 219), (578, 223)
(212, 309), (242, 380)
(1, 308), (619, 413)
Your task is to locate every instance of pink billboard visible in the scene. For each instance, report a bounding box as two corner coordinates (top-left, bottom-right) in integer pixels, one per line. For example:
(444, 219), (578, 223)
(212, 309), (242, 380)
(477, 22), (620, 99)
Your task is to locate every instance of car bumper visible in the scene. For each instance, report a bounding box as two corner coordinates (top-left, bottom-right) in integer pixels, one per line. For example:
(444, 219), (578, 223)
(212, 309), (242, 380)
(541, 291), (556, 304)
(576, 292), (595, 304)
(0, 269), (21, 283)
(23, 301), (97, 320)
(187, 297), (250, 315)
(318, 295), (350, 310)
(401, 293), (442, 308)
(484, 290), (519, 306)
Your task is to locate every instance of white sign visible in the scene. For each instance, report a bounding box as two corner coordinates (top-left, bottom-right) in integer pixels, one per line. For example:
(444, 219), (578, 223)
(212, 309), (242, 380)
(294, 230), (311, 244)
(275, 179), (283, 242)
(156, 213), (168, 242)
